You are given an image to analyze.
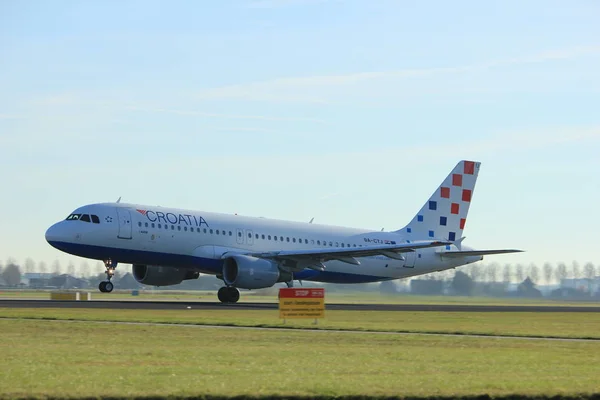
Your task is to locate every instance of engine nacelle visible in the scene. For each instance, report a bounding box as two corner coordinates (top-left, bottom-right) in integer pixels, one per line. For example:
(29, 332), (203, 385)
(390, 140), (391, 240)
(132, 264), (199, 286)
(222, 255), (287, 289)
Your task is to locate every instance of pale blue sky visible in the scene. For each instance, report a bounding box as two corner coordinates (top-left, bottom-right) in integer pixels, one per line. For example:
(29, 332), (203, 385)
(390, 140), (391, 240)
(1, 0), (599, 271)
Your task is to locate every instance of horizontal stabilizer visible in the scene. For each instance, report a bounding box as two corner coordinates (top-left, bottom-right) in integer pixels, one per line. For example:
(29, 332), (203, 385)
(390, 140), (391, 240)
(439, 249), (523, 258)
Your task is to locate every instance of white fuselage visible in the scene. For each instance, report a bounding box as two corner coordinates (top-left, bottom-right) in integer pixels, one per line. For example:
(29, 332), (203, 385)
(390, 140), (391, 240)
(45, 202), (480, 284)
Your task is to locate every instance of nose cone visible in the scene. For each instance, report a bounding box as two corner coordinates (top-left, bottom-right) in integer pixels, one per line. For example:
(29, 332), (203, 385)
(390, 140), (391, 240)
(45, 222), (67, 247)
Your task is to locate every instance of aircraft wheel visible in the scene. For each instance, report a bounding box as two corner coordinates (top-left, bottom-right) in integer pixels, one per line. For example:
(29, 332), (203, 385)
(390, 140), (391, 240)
(104, 281), (114, 293)
(217, 287), (228, 303)
(99, 282), (106, 293)
(227, 287), (240, 303)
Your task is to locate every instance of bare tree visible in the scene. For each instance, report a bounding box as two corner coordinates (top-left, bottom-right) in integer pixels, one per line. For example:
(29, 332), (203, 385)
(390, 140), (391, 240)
(584, 263), (595, 280)
(67, 262), (76, 276)
(52, 260), (62, 276)
(529, 263), (540, 284)
(95, 261), (104, 274)
(79, 261), (91, 278)
(515, 264), (525, 282)
(469, 264), (482, 282)
(24, 258), (35, 273)
(2, 263), (22, 286)
(487, 263), (499, 283)
(556, 263), (567, 284)
(502, 264), (512, 283)
(38, 261), (47, 274)
(543, 263), (554, 285)
(571, 261), (581, 280)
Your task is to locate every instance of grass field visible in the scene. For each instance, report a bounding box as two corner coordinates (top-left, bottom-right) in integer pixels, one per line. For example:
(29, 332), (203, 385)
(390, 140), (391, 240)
(2, 307), (600, 340)
(1, 318), (599, 399)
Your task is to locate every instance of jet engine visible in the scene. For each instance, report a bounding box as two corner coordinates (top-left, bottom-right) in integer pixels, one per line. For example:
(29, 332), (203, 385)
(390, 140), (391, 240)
(222, 255), (289, 289)
(132, 264), (199, 286)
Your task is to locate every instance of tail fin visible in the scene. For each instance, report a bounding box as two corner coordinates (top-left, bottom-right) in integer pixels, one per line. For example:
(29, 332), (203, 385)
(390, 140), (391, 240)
(395, 160), (481, 243)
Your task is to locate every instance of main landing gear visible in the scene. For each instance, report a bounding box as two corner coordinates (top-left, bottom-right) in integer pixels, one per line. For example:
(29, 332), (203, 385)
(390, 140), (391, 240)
(99, 259), (117, 293)
(218, 287), (240, 303)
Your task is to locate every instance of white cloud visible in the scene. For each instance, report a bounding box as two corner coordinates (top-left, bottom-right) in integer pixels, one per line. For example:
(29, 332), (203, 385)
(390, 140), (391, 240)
(246, 0), (337, 9)
(0, 114), (23, 120)
(194, 45), (600, 103)
(125, 106), (326, 123)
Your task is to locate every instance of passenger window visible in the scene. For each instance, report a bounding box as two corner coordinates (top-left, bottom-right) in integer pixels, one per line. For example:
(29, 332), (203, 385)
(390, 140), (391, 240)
(91, 215), (100, 224)
(238, 231), (242, 237)
(229, 231), (232, 236)
(216, 230), (219, 235)
(341, 243), (345, 248)
(317, 240), (320, 245)
(145, 222), (148, 227)
(152, 223), (155, 228)
(171, 225), (175, 230)
(138, 222), (142, 227)
(329, 241), (333, 246)
(274, 236), (278, 241)
(248, 233), (252, 238)
(178, 226), (181, 231)
(262, 234), (265, 239)
(158, 224), (161, 229)
(184, 226), (187, 232)
(280, 236), (283, 241)
(335, 242), (339, 247)
(80, 214), (91, 222)
(204, 228), (207, 233)
(210, 229), (213, 234)
(255, 234), (259, 239)
(268, 235), (271, 240)
(292, 238), (296, 243)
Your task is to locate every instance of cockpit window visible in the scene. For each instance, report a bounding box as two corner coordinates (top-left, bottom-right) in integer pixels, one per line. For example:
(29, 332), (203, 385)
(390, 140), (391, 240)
(65, 213), (100, 223)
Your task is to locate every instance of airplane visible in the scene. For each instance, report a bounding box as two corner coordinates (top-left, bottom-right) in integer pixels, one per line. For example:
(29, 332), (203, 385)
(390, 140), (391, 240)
(45, 160), (522, 303)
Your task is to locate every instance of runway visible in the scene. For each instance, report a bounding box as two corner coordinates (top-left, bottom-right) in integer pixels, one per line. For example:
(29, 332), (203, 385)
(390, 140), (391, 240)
(1, 299), (600, 312)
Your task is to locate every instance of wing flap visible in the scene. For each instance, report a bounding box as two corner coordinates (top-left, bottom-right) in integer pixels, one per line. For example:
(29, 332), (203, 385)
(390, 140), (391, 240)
(248, 240), (450, 264)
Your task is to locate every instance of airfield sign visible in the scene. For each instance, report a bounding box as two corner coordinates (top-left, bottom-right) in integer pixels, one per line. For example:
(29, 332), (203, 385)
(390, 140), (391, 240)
(279, 288), (325, 321)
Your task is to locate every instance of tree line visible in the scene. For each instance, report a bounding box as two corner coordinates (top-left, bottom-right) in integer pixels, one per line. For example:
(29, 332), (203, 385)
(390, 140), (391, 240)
(0, 257), (598, 288)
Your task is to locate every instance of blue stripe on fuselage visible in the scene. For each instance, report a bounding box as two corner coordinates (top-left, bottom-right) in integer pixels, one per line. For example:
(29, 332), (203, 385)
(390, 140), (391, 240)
(47, 241), (390, 284)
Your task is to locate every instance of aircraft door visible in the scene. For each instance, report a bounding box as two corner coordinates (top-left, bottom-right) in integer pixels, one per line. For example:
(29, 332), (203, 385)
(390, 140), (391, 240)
(236, 228), (244, 245)
(246, 229), (254, 246)
(116, 209), (132, 239)
(404, 251), (416, 268)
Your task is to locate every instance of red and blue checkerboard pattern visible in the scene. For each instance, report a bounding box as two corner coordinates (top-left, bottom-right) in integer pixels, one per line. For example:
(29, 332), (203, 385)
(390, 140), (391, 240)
(398, 160), (480, 242)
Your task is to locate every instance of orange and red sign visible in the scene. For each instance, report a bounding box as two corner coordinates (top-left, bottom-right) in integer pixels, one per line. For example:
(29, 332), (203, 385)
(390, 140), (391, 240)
(278, 288), (325, 319)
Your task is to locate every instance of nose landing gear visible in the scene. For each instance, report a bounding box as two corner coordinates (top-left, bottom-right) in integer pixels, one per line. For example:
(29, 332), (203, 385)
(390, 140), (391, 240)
(218, 287), (240, 303)
(99, 259), (117, 293)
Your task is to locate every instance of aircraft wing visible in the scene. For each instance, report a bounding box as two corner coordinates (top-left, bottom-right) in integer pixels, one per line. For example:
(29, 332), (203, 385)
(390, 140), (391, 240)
(439, 249), (523, 258)
(242, 240), (451, 270)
